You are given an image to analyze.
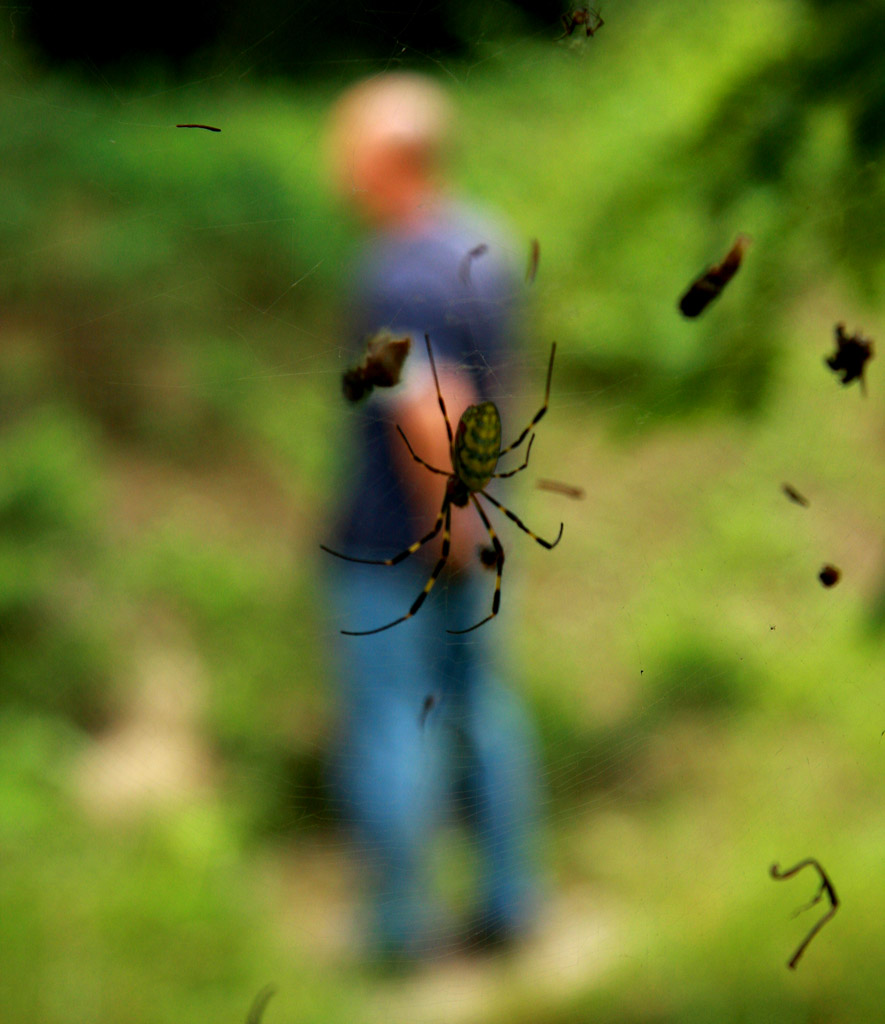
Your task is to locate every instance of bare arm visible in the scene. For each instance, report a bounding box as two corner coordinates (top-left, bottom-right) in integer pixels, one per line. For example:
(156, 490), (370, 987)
(388, 363), (486, 572)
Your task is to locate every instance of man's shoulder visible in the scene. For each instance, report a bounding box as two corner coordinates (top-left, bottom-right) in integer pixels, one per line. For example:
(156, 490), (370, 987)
(358, 203), (519, 299)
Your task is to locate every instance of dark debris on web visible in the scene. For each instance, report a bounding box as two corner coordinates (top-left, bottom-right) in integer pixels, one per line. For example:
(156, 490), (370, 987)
(825, 323), (874, 394)
(342, 330), (412, 403)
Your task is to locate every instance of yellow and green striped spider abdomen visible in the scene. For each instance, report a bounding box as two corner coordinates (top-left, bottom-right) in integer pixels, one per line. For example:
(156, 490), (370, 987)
(453, 401), (502, 492)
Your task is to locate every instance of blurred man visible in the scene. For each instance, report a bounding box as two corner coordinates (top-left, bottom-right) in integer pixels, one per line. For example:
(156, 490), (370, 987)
(324, 73), (540, 963)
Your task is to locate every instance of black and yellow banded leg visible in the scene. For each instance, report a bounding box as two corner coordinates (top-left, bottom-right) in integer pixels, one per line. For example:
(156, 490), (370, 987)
(396, 425), (449, 476)
(447, 494), (504, 635)
(425, 333), (455, 450)
(320, 496), (448, 567)
(342, 501), (453, 636)
(492, 433), (535, 479)
(482, 490), (563, 549)
(497, 342), (556, 457)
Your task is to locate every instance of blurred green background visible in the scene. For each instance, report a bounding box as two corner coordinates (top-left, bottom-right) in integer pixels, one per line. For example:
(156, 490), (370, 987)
(2, 0), (884, 1021)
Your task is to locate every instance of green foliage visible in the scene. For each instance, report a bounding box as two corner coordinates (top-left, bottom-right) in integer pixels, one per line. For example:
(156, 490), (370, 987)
(0, 404), (114, 727)
(0, 68), (346, 458)
(0, 711), (85, 845)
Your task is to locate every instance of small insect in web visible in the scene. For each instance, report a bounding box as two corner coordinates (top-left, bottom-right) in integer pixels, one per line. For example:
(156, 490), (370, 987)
(770, 859), (839, 969)
(818, 564), (841, 587)
(537, 478), (585, 500)
(245, 984), (276, 1024)
(781, 483), (809, 508)
(526, 238), (541, 285)
(825, 323), (874, 394)
(459, 244), (489, 285)
(342, 330), (412, 403)
(419, 693), (438, 729)
(175, 123), (221, 132)
(557, 7), (604, 39)
(678, 234), (751, 318)
(321, 334), (563, 635)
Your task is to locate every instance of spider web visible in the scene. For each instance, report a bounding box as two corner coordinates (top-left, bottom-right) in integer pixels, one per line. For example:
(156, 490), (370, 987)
(2, 2), (885, 1023)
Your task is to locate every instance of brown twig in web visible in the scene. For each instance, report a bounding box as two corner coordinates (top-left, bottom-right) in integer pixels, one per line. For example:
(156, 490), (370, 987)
(770, 858), (839, 969)
(245, 984), (276, 1023)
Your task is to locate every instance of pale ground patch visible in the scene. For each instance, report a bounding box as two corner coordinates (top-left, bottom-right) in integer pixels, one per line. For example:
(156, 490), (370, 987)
(73, 642), (217, 819)
(363, 885), (621, 1024)
(259, 833), (625, 1023)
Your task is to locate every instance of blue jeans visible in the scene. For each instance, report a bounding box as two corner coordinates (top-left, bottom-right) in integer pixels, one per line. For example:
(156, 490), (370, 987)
(326, 556), (541, 956)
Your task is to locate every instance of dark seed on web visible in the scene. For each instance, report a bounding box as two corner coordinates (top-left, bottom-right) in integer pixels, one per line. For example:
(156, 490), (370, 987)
(818, 565), (840, 587)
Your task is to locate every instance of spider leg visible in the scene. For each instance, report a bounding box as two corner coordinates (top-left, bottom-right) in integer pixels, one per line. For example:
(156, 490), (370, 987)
(557, 13), (574, 38)
(425, 333), (454, 451)
(482, 490), (563, 549)
(492, 433), (535, 479)
(447, 494), (504, 635)
(498, 343), (556, 456)
(321, 492), (448, 567)
(341, 501), (453, 635)
(396, 425), (449, 476)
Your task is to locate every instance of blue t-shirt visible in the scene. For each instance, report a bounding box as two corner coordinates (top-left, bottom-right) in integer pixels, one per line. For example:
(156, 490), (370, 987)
(335, 203), (522, 555)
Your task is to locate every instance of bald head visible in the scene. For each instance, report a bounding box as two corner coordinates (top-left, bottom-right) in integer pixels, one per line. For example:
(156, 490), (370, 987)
(326, 73), (455, 229)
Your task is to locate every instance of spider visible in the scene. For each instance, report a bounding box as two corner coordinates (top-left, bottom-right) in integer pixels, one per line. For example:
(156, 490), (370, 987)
(558, 7), (604, 39)
(321, 334), (563, 635)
